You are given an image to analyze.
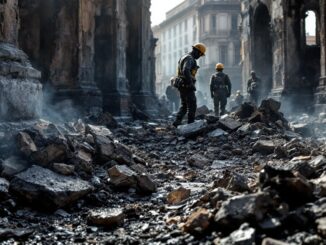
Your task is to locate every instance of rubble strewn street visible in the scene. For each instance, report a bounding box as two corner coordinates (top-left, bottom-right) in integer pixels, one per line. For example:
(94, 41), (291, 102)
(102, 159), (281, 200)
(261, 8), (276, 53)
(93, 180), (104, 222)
(0, 99), (326, 244)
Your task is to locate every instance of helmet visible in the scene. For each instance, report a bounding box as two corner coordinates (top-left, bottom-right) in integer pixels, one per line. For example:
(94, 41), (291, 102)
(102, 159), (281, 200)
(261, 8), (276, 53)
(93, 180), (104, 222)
(250, 70), (256, 75)
(216, 63), (224, 70)
(236, 90), (241, 94)
(192, 43), (206, 56)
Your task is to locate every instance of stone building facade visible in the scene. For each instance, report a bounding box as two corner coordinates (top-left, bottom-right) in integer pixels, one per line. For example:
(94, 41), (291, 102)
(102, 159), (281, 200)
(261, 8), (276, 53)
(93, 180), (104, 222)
(0, 0), (157, 120)
(240, 0), (326, 113)
(153, 0), (241, 97)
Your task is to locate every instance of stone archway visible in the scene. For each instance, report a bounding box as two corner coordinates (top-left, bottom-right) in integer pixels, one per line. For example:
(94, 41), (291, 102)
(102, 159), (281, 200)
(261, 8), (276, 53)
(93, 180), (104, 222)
(252, 3), (273, 100)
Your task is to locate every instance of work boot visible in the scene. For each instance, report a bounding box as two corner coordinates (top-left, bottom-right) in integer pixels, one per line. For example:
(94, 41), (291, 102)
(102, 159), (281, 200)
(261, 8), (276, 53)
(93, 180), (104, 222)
(172, 120), (181, 128)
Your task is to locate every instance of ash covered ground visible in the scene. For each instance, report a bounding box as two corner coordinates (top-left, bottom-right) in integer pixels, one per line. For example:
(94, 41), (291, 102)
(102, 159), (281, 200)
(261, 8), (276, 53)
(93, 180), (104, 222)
(0, 99), (326, 245)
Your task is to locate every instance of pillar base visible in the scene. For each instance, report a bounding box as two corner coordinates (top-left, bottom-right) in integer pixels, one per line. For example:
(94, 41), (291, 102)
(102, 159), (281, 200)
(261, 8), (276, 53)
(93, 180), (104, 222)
(314, 77), (326, 114)
(103, 91), (131, 117)
(132, 92), (159, 116)
(50, 85), (103, 119)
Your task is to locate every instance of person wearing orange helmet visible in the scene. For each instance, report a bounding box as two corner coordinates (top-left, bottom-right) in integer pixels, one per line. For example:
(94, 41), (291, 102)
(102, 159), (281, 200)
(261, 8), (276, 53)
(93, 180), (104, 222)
(210, 63), (232, 116)
(172, 43), (206, 127)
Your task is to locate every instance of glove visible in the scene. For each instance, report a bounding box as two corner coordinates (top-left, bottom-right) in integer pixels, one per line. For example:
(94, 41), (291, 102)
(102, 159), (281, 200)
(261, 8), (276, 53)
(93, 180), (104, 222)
(211, 93), (214, 98)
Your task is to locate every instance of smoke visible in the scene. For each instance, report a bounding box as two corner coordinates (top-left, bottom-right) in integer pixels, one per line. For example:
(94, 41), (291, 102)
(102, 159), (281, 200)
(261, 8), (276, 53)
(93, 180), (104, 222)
(41, 85), (82, 123)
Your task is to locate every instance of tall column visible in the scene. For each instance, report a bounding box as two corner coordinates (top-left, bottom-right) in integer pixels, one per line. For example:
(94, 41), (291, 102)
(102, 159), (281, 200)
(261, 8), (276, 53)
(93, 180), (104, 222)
(127, 0), (158, 115)
(18, 0), (102, 115)
(94, 0), (130, 117)
(315, 0), (326, 112)
(0, 0), (19, 44)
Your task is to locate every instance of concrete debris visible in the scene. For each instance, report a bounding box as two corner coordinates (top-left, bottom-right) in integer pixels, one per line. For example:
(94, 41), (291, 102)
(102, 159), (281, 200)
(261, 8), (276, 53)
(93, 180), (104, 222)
(52, 163), (75, 176)
(182, 208), (211, 235)
(177, 120), (208, 137)
(218, 116), (242, 131)
(0, 178), (9, 200)
(10, 165), (93, 210)
(187, 154), (210, 169)
(88, 208), (125, 227)
(218, 223), (255, 245)
(0, 102), (324, 243)
(108, 165), (156, 194)
(166, 187), (191, 205)
(1, 156), (29, 177)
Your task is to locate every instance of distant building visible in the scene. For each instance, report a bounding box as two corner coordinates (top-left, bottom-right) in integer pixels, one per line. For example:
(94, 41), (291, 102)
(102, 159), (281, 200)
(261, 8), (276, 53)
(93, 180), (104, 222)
(153, 0), (241, 97)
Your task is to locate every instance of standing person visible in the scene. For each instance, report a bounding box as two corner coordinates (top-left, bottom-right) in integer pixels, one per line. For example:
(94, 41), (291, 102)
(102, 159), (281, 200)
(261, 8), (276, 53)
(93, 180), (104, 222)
(234, 90), (244, 107)
(166, 79), (180, 112)
(210, 63), (232, 116)
(172, 43), (206, 127)
(247, 71), (261, 105)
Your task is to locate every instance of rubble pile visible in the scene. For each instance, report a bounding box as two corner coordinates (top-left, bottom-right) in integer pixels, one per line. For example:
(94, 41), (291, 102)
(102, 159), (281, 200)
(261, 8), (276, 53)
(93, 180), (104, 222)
(0, 99), (325, 244)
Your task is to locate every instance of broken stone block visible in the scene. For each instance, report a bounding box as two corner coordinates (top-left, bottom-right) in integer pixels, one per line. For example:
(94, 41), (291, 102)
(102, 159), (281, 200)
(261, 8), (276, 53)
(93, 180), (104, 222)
(52, 163), (75, 176)
(0, 178), (9, 200)
(136, 174), (157, 194)
(86, 124), (112, 138)
(1, 156), (29, 177)
(214, 170), (250, 192)
(95, 135), (115, 162)
(73, 149), (93, 174)
(218, 116), (242, 131)
(196, 105), (210, 116)
(177, 120), (208, 137)
(108, 165), (137, 188)
(316, 217), (326, 238)
(309, 155), (326, 170)
(259, 98), (281, 113)
(0, 228), (34, 241)
(183, 208), (211, 235)
(253, 140), (276, 155)
(258, 217), (281, 231)
(16, 132), (37, 157)
(166, 187), (191, 205)
(31, 141), (70, 167)
(218, 223), (255, 245)
(187, 154), (210, 169)
(260, 165), (315, 206)
(235, 102), (255, 119)
(237, 123), (251, 134)
(88, 208), (124, 227)
(262, 238), (290, 245)
(112, 142), (133, 165)
(208, 128), (228, 138)
(312, 175), (326, 197)
(10, 165), (93, 210)
(214, 192), (273, 229)
(226, 172), (251, 193)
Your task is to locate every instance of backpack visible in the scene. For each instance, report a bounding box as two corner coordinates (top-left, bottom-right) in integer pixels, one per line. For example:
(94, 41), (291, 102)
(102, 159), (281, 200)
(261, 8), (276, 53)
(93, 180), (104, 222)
(211, 73), (227, 90)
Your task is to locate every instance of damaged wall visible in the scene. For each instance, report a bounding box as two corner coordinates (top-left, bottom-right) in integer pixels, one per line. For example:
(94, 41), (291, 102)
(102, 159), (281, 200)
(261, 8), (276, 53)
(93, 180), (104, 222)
(0, 0), (158, 120)
(240, 0), (324, 113)
(0, 0), (42, 121)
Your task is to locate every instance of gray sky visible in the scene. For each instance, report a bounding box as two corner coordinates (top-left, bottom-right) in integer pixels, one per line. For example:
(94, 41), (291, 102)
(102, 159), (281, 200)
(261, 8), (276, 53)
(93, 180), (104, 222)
(151, 0), (184, 26)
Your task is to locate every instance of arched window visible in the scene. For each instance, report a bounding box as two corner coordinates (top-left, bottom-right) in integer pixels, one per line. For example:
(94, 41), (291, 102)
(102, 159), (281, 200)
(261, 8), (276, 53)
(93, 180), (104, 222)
(305, 11), (316, 46)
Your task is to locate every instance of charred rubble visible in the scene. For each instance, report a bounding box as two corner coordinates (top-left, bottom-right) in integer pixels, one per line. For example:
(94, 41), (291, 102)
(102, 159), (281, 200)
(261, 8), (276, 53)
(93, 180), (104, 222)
(0, 99), (325, 244)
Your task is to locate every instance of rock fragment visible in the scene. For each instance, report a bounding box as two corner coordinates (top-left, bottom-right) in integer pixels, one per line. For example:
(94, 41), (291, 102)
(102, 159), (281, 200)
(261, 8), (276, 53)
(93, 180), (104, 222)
(177, 120), (208, 137)
(88, 208), (125, 227)
(10, 165), (93, 210)
(166, 187), (191, 205)
(183, 208), (211, 235)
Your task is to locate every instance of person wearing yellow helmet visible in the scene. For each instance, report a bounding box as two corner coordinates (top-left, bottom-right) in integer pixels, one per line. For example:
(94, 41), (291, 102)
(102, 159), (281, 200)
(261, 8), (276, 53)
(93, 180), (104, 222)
(247, 71), (261, 105)
(210, 63), (232, 116)
(172, 43), (206, 127)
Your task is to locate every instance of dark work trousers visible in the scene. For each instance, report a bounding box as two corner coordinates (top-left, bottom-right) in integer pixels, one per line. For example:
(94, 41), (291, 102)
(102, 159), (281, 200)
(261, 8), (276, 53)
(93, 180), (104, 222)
(175, 88), (197, 124)
(249, 92), (259, 105)
(213, 95), (227, 116)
